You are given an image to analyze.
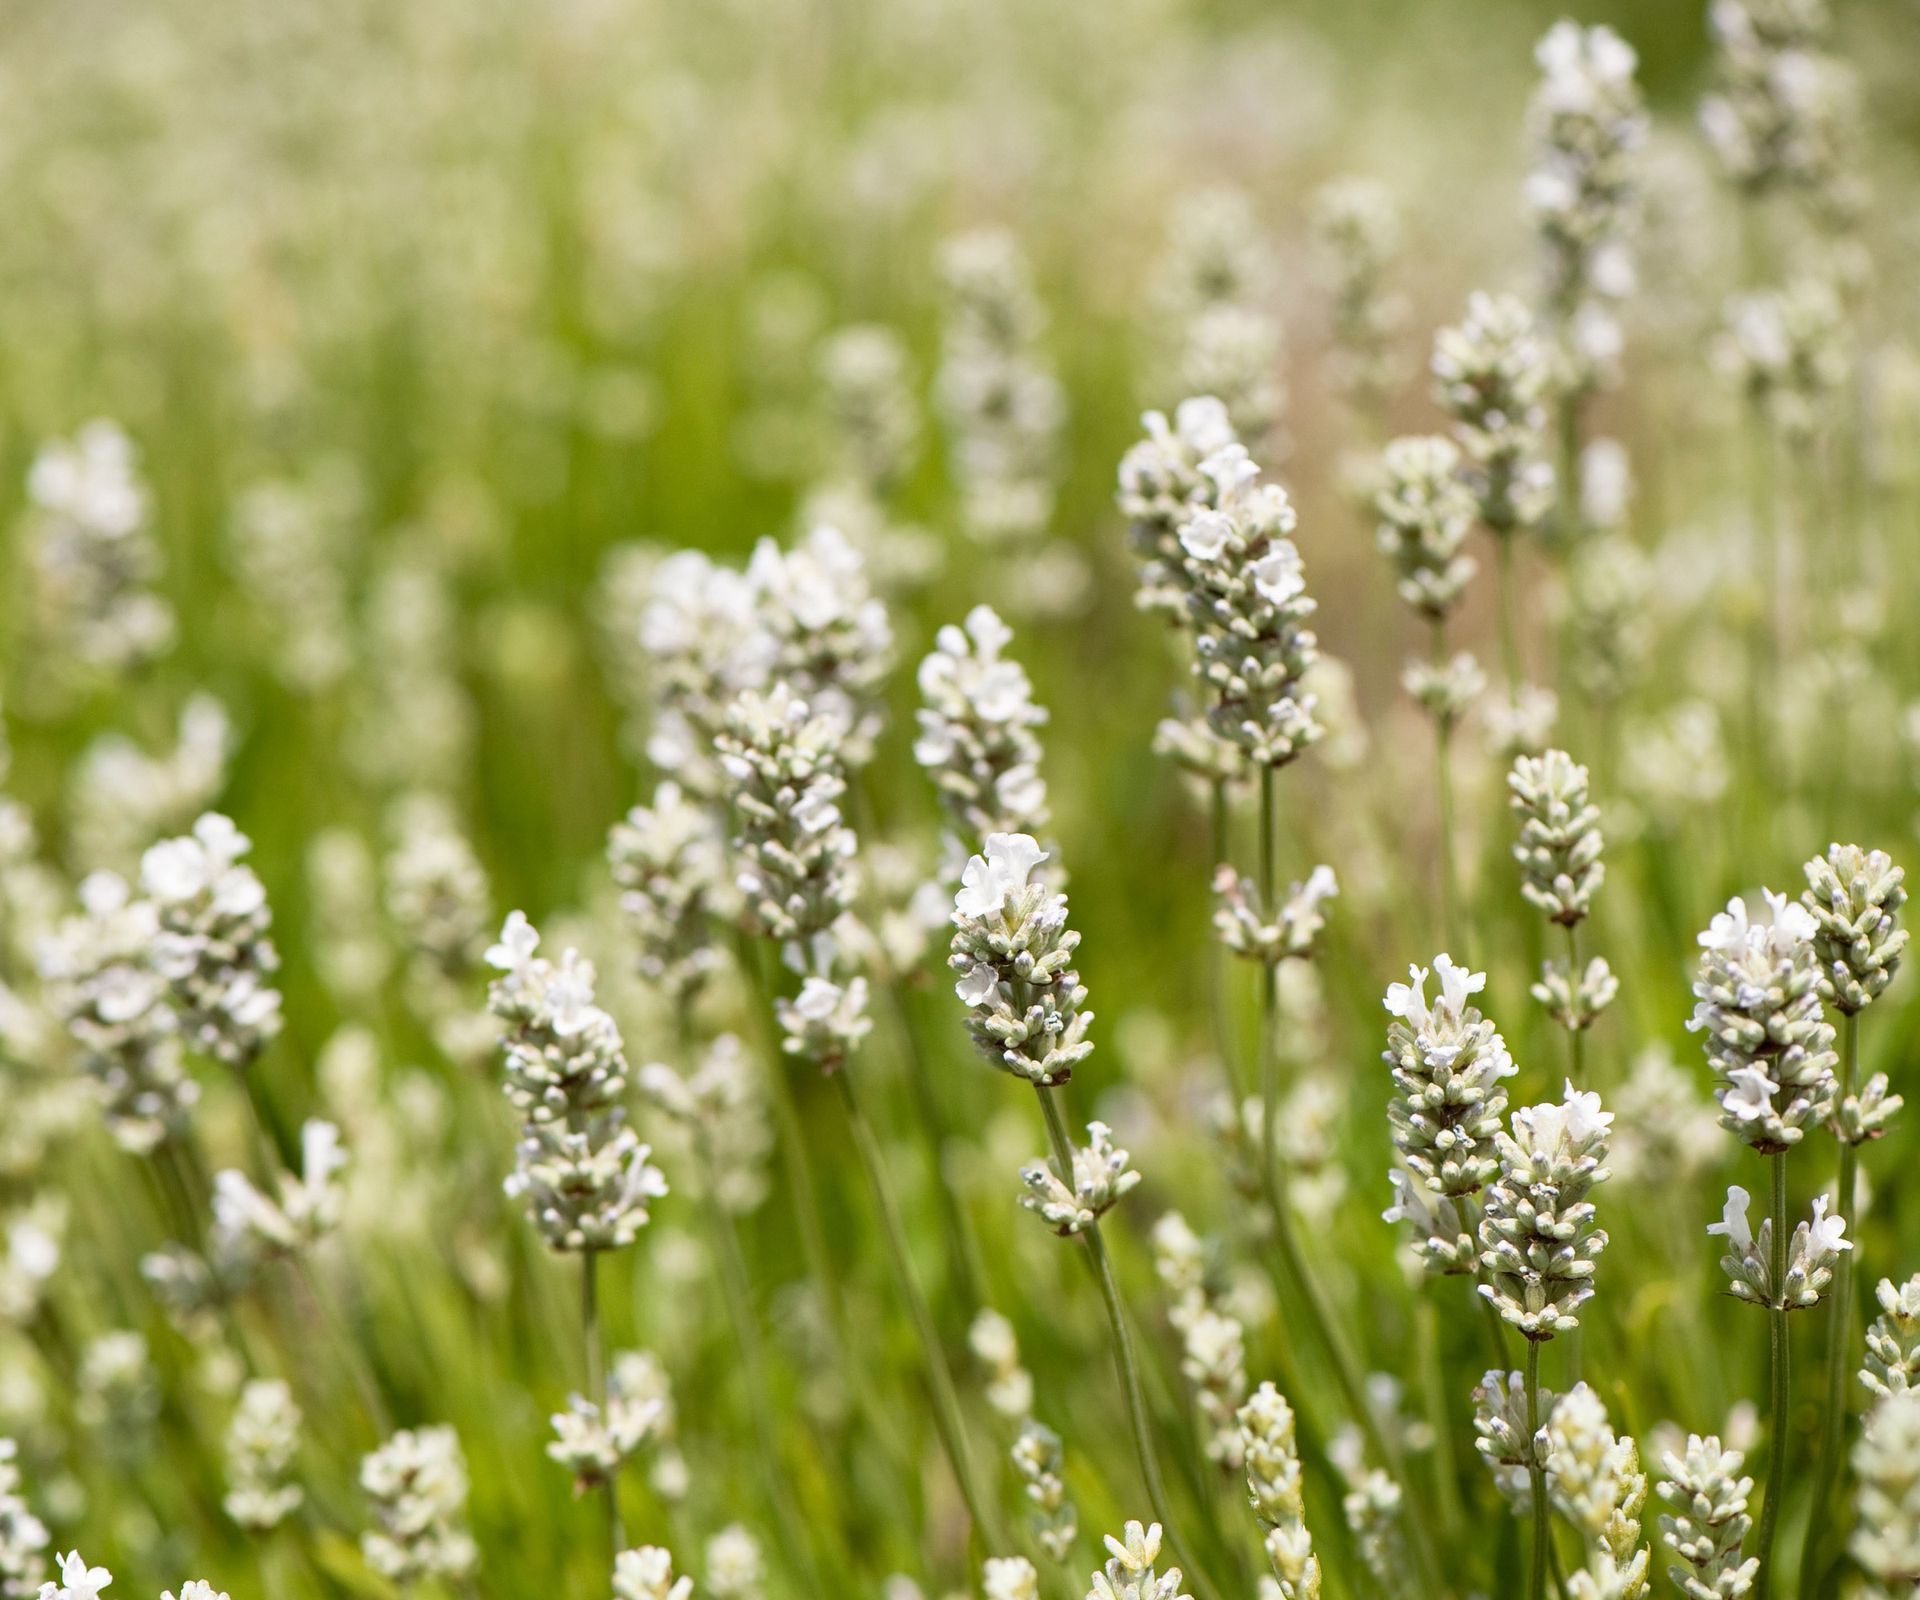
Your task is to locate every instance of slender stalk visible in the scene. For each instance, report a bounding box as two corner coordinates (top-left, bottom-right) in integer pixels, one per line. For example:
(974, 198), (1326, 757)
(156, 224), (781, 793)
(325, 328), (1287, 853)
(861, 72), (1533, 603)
(1755, 1150), (1791, 1600)
(1208, 778), (1239, 1096)
(582, 1249), (623, 1557)
(1417, 1298), (1466, 1543)
(884, 976), (984, 1311)
(1801, 1010), (1861, 1599)
(1526, 1338), (1548, 1600)
(1430, 618), (1460, 947)
(1494, 533), (1522, 704)
(1253, 770), (1444, 1597)
(1564, 922), (1585, 1085)
(1033, 1088), (1219, 1600)
(832, 1065), (1006, 1553)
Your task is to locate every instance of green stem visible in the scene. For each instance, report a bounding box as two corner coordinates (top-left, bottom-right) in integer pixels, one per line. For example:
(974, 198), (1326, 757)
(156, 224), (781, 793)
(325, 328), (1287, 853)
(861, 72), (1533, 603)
(1565, 922), (1585, 1086)
(1800, 1012), (1860, 1599)
(833, 1065), (1005, 1554)
(583, 1250), (623, 1557)
(1527, 1338), (1548, 1600)
(1034, 1088), (1220, 1600)
(1431, 618), (1460, 949)
(1495, 533), (1522, 705)
(1755, 1150), (1791, 1600)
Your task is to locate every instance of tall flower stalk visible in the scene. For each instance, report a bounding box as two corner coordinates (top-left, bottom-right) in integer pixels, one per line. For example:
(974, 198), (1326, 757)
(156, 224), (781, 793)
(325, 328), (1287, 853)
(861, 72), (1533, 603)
(1688, 890), (1838, 1599)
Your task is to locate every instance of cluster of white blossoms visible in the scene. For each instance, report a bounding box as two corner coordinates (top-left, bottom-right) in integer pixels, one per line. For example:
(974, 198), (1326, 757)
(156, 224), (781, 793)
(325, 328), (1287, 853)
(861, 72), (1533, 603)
(1478, 1082), (1613, 1339)
(1153, 187), (1284, 447)
(1701, 0), (1857, 199)
(1381, 956), (1516, 1276)
(1473, 1368), (1553, 1513)
(914, 606), (1051, 844)
(1173, 445), (1323, 768)
(1085, 1520), (1192, 1600)
(1115, 396), (1239, 620)
(1310, 177), (1404, 409)
(1851, 1391), (1920, 1597)
(613, 1544), (694, 1600)
(639, 551), (775, 790)
(38, 873), (195, 1154)
(936, 231), (1065, 550)
(1706, 1184), (1850, 1309)
(23, 421), (174, 678)
(222, 1378), (303, 1531)
(1542, 1384), (1650, 1600)
(704, 1524), (764, 1600)
(1802, 844), (1908, 1018)
(949, 835), (1091, 1087)
(382, 793), (491, 982)
(607, 780), (728, 1007)
(1526, 22), (1645, 395)
(1153, 1211), (1247, 1470)
(0, 1439), (49, 1598)
(1510, 750), (1617, 1032)
(1559, 533), (1654, 707)
(69, 696), (231, 875)
(818, 323), (921, 498)
(637, 1035), (772, 1216)
(227, 467), (359, 693)
(485, 913), (668, 1252)
(210, 1119), (348, 1266)
(1687, 891), (1837, 1152)
(1862, 1273), (1920, 1398)
(1655, 1435), (1758, 1600)
(971, 1308), (1033, 1420)
(1012, 1420), (1077, 1562)
(359, 1426), (478, 1587)
(981, 1556), (1039, 1600)
(547, 1348), (669, 1493)
(1432, 292), (1556, 540)
(1020, 1122), (1141, 1237)
(1375, 436), (1477, 622)
(1211, 862), (1337, 968)
(1238, 1383), (1320, 1600)
(1716, 276), (1849, 442)
(139, 814), (284, 1070)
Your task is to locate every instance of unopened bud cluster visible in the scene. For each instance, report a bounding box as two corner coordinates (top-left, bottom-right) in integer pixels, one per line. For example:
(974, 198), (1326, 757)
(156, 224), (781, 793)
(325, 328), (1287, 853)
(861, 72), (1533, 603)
(1374, 436), (1476, 620)
(1212, 864), (1337, 966)
(915, 607), (1051, 841)
(1432, 293), (1556, 537)
(1085, 1519), (1191, 1600)
(608, 781), (726, 1006)
(1116, 398), (1240, 620)
(1021, 1122), (1140, 1237)
(223, 1379), (303, 1531)
(1238, 1383), (1320, 1600)
(1863, 1274), (1920, 1398)
(1656, 1435), (1758, 1600)
(1801, 844), (1906, 1015)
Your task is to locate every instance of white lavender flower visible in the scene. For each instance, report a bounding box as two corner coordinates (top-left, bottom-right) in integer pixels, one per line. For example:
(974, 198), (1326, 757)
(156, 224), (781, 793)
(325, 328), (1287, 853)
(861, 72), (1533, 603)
(1020, 1122), (1140, 1236)
(970, 1309), (1034, 1421)
(640, 551), (773, 790)
(161, 1585), (227, 1600)
(486, 913), (667, 1252)
(1336, 1451), (1409, 1600)
(1560, 534), (1654, 706)
(983, 1556), (1039, 1600)
(1382, 955), (1517, 1202)
(38, 873), (194, 1154)
(1716, 277), (1848, 442)
(210, 1119), (348, 1267)
(1402, 652), (1486, 731)
(228, 467), (359, 692)
(383, 794), (491, 981)
(614, 1545), (694, 1600)
(1707, 1185), (1850, 1308)
(1085, 1520), (1190, 1600)
(1509, 750), (1605, 926)
(1657, 1435), (1758, 1600)
(0, 1439), (48, 1599)
(360, 1426), (478, 1587)
(1432, 293), (1556, 538)
(1701, 0), (1856, 198)
(1687, 891), (1837, 1151)
(716, 684), (859, 965)
(1528, 23), (1646, 395)
(1383, 1168), (1478, 1277)
(1012, 1421), (1077, 1563)
(24, 421), (173, 677)
(1211, 864), (1336, 966)
(636, 1035), (771, 1216)
(1154, 1213), (1246, 1470)
(1862, 1275), (1920, 1398)
(1479, 1082), (1613, 1339)
(222, 1378), (303, 1531)
(774, 975), (872, 1074)
(1474, 1369), (1553, 1514)
(546, 1353), (667, 1492)
(819, 324), (920, 496)
(1544, 1384), (1650, 1599)
(949, 834), (1092, 1087)
(704, 1525), (763, 1600)
(141, 814), (283, 1070)
(36, 1550), (112, 1600)
(1153, 188), (1283, 446)
(937, 231), (1065, 550)
(1851, 1391), (1920, 1595)
(1238, 1384), (1319, 1600)
(68, 696), (231, 876)
(1310, 178), (1404, 408)
(1374, 436), (1476, 620)
(608, 780), (727, 1006)
(1116, 397), (1239, 619)
(915, 606), (1051, 841)
(1801, 844), (1906, 1016)
(1175, 446), (1322, 767)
